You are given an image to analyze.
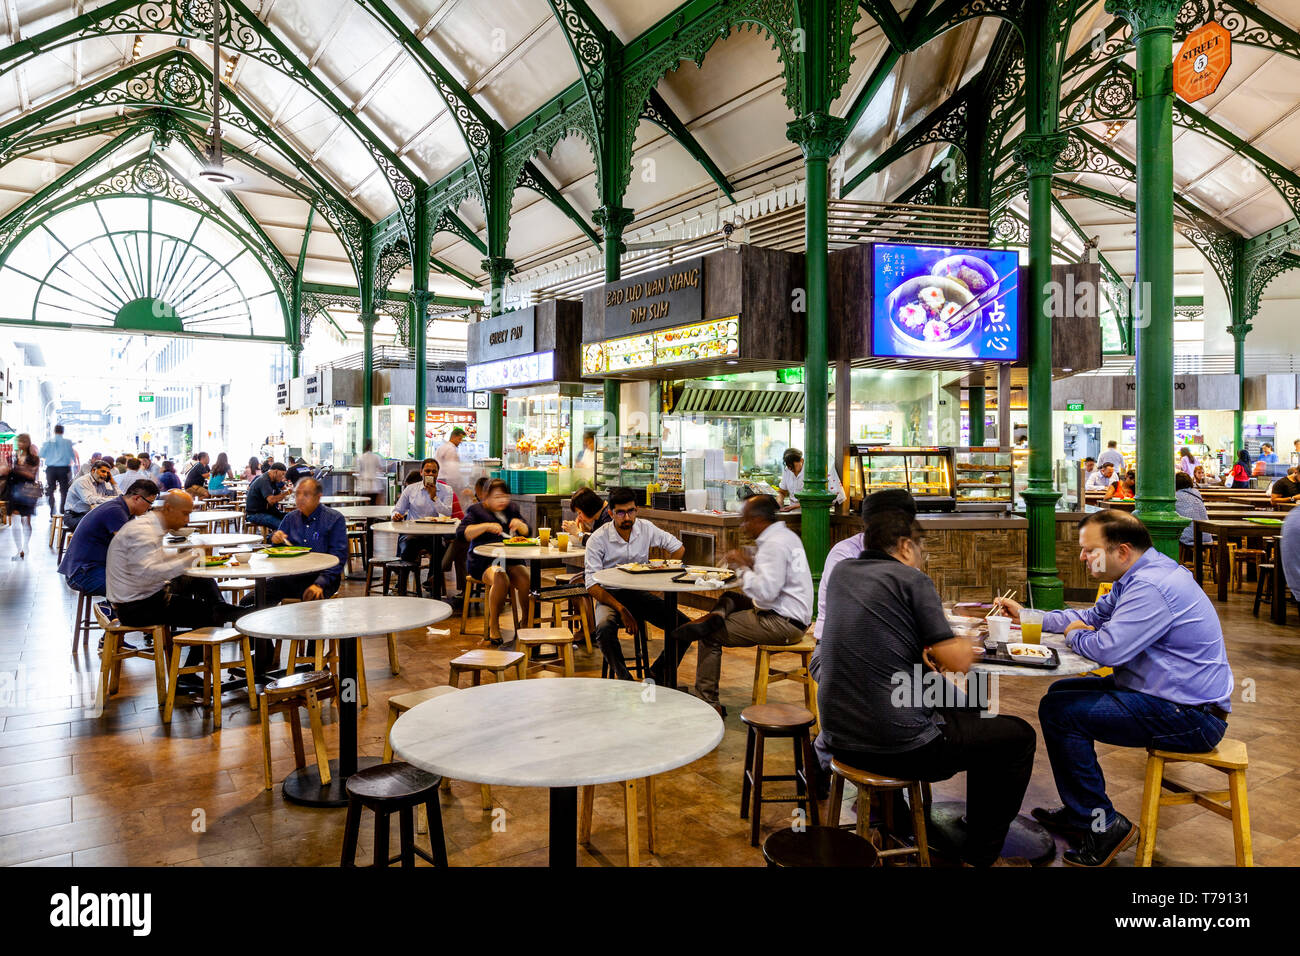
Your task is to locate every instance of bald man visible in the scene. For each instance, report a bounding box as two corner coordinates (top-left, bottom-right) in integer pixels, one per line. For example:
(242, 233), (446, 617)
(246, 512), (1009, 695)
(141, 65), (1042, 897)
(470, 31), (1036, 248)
(106, 490), (240, 639)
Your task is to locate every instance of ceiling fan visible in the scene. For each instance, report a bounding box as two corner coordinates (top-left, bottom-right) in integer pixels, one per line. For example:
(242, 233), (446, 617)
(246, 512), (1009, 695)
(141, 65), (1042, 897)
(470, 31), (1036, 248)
(197, 2), (239, 187)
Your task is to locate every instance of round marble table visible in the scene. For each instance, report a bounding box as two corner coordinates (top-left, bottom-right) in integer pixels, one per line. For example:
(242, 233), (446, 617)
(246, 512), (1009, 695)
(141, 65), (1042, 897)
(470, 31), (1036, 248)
(370, 520), (459, 599)
(240, 596), (453, 807)
(186, 551), (340, 677)
(926, 630), (1097, 865)
(181, 509), (243, 529)
(590, 567), (741, 691)
(320, 495), (370, 506)
(391, 678), (724, 866)
(335, 506), (403, 579)
(475, 542), (586, 628)
(164, 532), (262, 552)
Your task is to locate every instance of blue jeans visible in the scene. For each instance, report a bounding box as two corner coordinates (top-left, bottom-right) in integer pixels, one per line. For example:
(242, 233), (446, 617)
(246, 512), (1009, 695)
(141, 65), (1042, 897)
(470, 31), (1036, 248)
(67, 566), (106, 596)
(245, 512), (282, 531)
(1038, 676), (1227, 829)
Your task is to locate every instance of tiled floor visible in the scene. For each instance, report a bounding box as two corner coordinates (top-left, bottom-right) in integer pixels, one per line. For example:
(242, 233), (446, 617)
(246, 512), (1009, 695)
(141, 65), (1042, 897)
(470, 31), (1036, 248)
(2, 510), (1297, 867)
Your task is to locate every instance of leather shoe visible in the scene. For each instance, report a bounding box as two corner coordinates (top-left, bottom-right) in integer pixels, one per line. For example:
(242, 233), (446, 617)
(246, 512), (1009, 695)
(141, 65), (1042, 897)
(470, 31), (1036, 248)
(1031, 805), (1090, 839)
(671, 613), (723, 645)
(1063, 813), (1139, 867)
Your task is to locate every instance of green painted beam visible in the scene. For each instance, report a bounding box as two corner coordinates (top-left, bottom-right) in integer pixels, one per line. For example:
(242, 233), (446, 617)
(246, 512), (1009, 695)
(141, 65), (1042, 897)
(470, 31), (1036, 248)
(859, 0), (908, 50)
(640, 89), (735, 201)
(517, 161), (603, 247)
(842, 83), (971, 196)
(437, 210), (488, 255)
(301, 282), (479, 309)
(428, 257), (481, 292)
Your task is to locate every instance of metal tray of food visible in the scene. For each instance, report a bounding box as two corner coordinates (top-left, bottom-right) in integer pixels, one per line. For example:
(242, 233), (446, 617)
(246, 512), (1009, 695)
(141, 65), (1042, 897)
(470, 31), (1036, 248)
(617, 560), (685, 573)
(980, 641), (1059, 669)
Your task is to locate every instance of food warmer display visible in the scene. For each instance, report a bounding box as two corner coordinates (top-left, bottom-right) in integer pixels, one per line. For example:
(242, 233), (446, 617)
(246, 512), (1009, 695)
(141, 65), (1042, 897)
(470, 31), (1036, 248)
(847, 445), (956, 513)
(952, 447), (1013, 512)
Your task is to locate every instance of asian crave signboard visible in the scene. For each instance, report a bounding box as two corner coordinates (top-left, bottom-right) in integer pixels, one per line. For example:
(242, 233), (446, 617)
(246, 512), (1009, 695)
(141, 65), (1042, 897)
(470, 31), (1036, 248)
(1174, 21), (1231, 104)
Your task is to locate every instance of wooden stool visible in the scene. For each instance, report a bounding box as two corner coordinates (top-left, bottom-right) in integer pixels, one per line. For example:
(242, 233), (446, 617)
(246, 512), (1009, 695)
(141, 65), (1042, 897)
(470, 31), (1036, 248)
(516, 627), (575, 678)
(346, 528), (365, 575)
(218, 578), (255, 605)
(259, 671), (336, 791)
(1137, 739), (1251, 867)
(599, 622), (649, 680)
(448, 649), (525, 686)
(460, 575), (488, 634)
(1229, 544), (1264, 591)
(48, 512), (62, 549)
(163, 626), (258, 728)
(1253, 562), (1275, 617)
(827, 758), (931, 866)
(579, 777), (658, 866)
(91, 604), (168, 714)
(383, 685), (492, 812)
(71, 589), (101, 651)
(739, 702), (821, 847)
(286, 637), (369, 708)
(550, 573), (594, 654)
(382, 560), (417, 596)
(364, 557), (393, 596)
(340, 762), (448, 868)
(56, 523), (72, 563)
(762, 825), (879, 867)
(753, 633), (818, 725)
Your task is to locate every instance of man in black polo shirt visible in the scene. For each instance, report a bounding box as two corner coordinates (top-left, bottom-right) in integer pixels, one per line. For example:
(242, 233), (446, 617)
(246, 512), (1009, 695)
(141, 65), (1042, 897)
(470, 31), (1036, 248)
(184, 452), (211, 495)
(1270, 466), (1300, 505)
(244, 461), (290, 531)
(818, 503), (1037, 867)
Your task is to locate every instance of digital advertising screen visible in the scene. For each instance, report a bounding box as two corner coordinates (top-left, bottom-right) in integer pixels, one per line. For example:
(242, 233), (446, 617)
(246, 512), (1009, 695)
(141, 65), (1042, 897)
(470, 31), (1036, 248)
(871, 243), (1021, 361)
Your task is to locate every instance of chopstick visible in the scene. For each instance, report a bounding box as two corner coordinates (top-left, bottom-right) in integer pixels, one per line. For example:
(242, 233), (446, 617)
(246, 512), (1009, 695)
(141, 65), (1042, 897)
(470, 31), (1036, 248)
(944, 281), (1017, 332)
(985, 590), (1016, 619)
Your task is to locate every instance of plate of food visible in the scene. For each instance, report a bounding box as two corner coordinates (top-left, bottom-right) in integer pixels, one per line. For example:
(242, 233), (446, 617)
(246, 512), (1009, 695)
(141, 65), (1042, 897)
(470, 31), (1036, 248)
(415, 515), (458, 523)
(674, 566), (737, 584)
(982, 641), (1059, 669)
(617, 560), (684, 573)
(261, 546), (310, 558)
(502, 536), (538, 547)
(202, 557), (231, 568)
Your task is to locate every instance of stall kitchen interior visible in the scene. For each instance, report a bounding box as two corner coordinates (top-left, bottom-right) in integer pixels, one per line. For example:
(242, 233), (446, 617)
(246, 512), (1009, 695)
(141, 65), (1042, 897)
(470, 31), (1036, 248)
(0, 1), (1295, 924)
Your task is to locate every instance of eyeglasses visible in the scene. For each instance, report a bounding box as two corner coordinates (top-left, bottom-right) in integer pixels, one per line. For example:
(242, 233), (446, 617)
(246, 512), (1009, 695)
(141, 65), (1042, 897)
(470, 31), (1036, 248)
(613, 507), (637, 517)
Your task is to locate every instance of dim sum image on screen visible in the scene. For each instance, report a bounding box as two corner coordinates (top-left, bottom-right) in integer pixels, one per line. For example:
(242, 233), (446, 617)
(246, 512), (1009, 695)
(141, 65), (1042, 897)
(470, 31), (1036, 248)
(882, 254), (1004, 356)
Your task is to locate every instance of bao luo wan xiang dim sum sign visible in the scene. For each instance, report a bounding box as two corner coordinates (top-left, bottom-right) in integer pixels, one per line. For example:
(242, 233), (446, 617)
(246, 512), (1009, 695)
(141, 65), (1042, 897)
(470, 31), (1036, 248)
(602, 258), (704, 337)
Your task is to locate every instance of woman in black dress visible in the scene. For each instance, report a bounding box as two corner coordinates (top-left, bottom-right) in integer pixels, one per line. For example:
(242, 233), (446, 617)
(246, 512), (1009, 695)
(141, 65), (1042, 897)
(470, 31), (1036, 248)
(458, 478), (531, 643)
(3, 433), (40, 559)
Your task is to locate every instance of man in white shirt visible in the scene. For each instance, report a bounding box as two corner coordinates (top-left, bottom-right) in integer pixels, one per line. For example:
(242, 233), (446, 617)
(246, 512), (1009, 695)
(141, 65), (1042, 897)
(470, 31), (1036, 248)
(1097, 441), (1125, 473)
(675, 494), (813, 715)
(777, 448), (846, 511)
(434, 428), (466, 498)
(584, 487), (689, 683)
(106, 490), (238, 634)
(1086, 461), (1119, 491)
(355, 439), (387, 505)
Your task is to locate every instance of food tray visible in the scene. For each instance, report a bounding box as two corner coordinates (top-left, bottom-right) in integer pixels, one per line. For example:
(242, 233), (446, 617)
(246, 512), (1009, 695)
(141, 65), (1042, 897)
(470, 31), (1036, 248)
(672, 568), (737, 584)
(616, 561), (684, 574)
(981, 641), (1059, 669)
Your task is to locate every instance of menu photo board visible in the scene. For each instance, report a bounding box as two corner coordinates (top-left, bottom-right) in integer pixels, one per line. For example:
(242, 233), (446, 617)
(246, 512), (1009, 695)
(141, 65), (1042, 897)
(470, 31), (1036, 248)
(583, 316), (740, 374)
(466, 350), (555, 392)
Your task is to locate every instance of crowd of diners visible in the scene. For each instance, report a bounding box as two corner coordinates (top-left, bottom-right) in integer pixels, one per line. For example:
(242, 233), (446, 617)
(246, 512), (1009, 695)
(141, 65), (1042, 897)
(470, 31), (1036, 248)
(45, 436), (1243, 866)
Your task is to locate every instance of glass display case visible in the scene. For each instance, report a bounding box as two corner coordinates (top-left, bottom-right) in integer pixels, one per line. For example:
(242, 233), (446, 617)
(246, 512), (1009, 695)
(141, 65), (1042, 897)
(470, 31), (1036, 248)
(848, 445), (955, 512)
(1011, 446), (1029, 505)
(1054, 458), (1086, 511)
(597, 436), (661, 490)
(953, 446), (1013, 512)
(504, 386), (602, 470)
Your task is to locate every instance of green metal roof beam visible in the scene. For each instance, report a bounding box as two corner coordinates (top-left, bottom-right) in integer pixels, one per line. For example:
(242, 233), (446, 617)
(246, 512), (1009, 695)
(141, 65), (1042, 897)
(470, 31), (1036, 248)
(429, 257), (481, 292)
(302, 281), (479, 309)
(517, 161), (602, 247)
(858, 0), (908, 50)
(639, 90), (735, 201)
(842, 84), (971, 196)
(435, 209), (488, 255)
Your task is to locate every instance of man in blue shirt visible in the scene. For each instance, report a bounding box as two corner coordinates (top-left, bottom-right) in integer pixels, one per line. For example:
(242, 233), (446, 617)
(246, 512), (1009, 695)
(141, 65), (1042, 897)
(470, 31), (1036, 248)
(58, 479), (158, 596)
(995, 510), (1233, 868)
(391, 457), (461, 596)
(259, 476), (347, 604)
(43, 424), (76, 514)
(1281, 507), (1300, 623)
(244, 462), (290, 531)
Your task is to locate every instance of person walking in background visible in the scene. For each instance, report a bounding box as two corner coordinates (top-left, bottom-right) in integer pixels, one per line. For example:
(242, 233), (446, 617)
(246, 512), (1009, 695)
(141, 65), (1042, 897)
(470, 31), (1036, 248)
(1097, 440), (1125, 473)
(1229, 449), (1252, 488)
(207, 452), (235, 498)
(1178, 447), (1196, 477)
(356, 439), (387, 506)
(43, 424), (75, 515)
(435, 427), (467, 499)
(2, 433), (40, 559)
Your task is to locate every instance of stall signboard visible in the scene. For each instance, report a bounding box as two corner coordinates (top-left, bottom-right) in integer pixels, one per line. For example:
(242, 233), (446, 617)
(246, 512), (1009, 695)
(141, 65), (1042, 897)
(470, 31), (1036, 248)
(1174, 415), (1199, 431)
(470, 308), (535, 361)
(601, 258), (704, 338)
(870, 243), (1020, 361)
(583, 316), (739, 374)
(430, 370), (468, 407)
(466, 350), (555, 391)
(304, 372), (321, 407)
(1122, 414), (1136, 443)
(1174, 22), (1231, 104)
(275, 382), (289, 411)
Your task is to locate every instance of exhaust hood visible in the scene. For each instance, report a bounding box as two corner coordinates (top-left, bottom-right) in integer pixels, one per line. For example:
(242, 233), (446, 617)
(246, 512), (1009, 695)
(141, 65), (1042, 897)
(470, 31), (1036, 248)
(664, 380), (815, 418)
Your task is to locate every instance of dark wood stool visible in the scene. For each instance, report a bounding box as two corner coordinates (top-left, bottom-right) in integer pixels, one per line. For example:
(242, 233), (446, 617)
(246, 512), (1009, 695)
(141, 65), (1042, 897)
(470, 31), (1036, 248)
(340, 762), (448, 867)
(1254, 562), (1275, 617)
(762, 826), (879, 867)
(599, 621), (649, 680)
(740, 702), (821, 847)
(71, 589), (101, 651)
(364, 557), (392, 596)
(382, 560), (417, 596)
(827, 758), (931, 865)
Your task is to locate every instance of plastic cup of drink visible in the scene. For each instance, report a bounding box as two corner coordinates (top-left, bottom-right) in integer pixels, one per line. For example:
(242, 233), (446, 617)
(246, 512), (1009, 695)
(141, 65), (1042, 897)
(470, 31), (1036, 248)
(556, 532), (569, 552)
(1019, 609), (1044, 644)
(538, 527), (551, 547)
(987, 615), (1011, 643)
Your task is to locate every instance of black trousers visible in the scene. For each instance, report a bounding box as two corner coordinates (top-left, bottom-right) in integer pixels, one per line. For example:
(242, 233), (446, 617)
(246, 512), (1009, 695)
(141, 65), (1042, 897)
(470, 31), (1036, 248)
(46, 466), (71, 513)
(594, 589), (690, 683)
(115, 578), (242, 667)
(400, 538), (443, 591)
(831, 709), (1036, 867)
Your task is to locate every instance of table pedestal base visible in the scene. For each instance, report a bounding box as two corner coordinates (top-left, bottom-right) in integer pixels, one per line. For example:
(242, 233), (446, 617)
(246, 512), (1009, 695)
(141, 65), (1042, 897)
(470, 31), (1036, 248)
(282, 756), (382, 808)
(549, 786), (577, 868)
(925, 801), (1056, 865)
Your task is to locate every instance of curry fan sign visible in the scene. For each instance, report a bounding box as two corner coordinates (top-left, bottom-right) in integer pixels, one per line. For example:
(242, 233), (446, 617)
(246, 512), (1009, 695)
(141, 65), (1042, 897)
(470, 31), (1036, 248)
(871, 243), (1020, 361)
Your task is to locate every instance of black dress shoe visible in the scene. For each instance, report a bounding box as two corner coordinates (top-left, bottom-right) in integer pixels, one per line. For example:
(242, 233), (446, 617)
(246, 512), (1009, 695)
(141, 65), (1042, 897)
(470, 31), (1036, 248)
(671, 613), (724, 645)
(1063, 813), (1139, 867)
(1031, 805), (1090, 839)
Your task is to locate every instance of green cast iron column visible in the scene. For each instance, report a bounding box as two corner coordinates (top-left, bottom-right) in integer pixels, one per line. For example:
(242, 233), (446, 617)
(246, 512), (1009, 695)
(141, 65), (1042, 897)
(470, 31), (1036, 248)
(1110, 0), (1186, 558)
(968, 385), (986, 446)
(360, 235), (376, 447)
(788, 112), (846, 597)
(595, 206), (634, 442)
(412, 191), (431, 459)
(484, 256), (514, 460)
(289, 343), (303, 379)
(1229, 239), (1249, 454)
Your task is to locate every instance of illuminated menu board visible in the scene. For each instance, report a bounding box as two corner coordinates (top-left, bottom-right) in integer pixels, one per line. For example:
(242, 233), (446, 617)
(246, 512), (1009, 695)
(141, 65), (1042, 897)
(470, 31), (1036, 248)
(583, 316), (739, 373)
(466, 350), (555, 391)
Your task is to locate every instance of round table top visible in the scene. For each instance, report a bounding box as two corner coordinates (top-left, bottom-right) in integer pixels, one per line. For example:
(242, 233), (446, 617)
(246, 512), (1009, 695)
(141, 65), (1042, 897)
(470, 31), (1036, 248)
(166, 532), (262, 550)
(474, 542), (585, 561)
(591, 567), (741, 593)
(391, 678), (724, 787)
(970, 633), (1097, 678)
(183, 510), (243, 525)
(334, 505), (396, 520)
(183, 551), (339, 581)
(320, 495), (369, 505)
(370, 520), (458, 536)
(237, 595), (452, 641)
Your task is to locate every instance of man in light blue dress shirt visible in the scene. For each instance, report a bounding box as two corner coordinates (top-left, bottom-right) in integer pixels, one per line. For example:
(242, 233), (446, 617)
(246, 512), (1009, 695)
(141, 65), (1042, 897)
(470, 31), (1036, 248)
(996, 510), (1233, 868)
(43, 424), (76, 514)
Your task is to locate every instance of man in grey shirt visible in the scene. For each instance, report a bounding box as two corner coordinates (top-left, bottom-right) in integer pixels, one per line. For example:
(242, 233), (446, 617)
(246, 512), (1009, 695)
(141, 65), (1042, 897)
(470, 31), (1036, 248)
(817, 504), (1037, 866)
(1097, 440), (1125, 473)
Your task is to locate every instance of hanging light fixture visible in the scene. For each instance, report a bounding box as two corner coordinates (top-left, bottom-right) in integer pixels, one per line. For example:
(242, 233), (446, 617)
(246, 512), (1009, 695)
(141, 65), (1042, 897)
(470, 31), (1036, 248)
(198, 2), (239, 187)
